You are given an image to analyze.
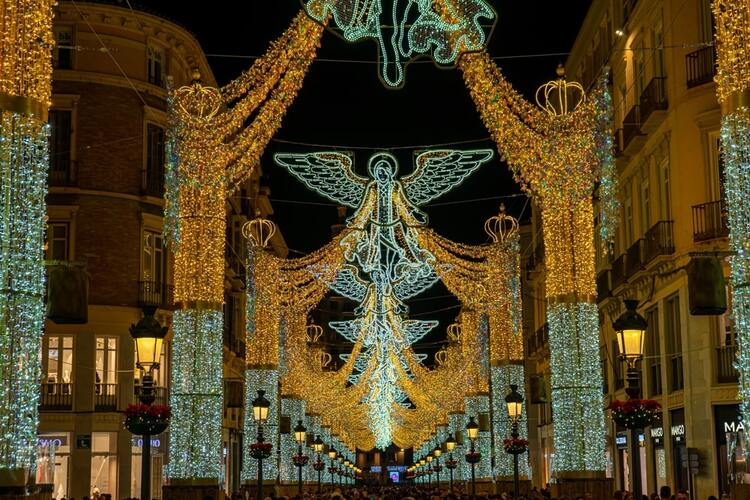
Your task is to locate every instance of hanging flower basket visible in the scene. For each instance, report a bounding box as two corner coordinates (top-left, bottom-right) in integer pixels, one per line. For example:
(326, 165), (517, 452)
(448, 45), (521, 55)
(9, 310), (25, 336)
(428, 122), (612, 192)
(608, 399), (662, 429)
(328, 466), (338, 474)
(465, 451), (481, 464)
(292, 454), (309, 467)
(250, 442), (273, 460)
(503, 437), (529, 455)
(445, 459), (458, 469)
(124, 404), (171, 436)
(432, 464), (443, 473)
(313, 460), (326, 471)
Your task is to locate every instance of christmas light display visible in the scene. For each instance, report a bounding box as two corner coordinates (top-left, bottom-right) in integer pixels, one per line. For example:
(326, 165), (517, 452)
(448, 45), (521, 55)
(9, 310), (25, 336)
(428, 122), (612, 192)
(0, 0), (53, 475)
(303, 0), (496, 87)
(241, 369), (279, 483)
(713, 0), (750, 430)
(275, 149), (493, 448)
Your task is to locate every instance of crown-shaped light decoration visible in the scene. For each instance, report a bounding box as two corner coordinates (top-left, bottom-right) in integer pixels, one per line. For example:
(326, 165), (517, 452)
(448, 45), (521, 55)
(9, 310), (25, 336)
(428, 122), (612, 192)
(173, 71), (222, 123)
(484, 204), (519, 244)
(306, 321), (324, 344)
(242, 210), (277, 249)
(435, 349), (449, 367)
(317, 351), (332, 369)
(535, 65), (585, 116)
(446, 322), (461, 343)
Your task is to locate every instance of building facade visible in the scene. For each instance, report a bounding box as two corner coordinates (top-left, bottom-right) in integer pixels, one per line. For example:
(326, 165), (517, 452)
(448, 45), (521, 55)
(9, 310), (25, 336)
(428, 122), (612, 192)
(524, 0), (742, 497)
(38, 2), (286, 498)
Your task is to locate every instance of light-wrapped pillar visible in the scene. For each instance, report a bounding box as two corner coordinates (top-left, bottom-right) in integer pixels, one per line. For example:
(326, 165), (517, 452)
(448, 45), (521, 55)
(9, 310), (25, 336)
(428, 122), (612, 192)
(713, 0), (750, 431)
(0, 0), (53, 483)
(165, 82), (225, 482)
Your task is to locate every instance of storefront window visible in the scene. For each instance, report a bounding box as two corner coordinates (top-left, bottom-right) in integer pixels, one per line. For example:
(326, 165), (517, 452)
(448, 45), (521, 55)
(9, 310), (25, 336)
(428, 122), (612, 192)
(650, 426), (667, 491)
(91, 432), (117, 497)
(131, 435), (165, 497)
(670, 408), (688, 491)
(715, 404), (750, 494)
(37, 433), (70, 499)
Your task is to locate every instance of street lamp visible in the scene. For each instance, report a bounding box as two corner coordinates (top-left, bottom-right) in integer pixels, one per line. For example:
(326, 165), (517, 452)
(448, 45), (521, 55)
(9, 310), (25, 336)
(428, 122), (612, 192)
(313, 435), (324, 493)
(434, 446), (442, 487)
(466, 416), (479, 499)
(328, 446), (337, 489)
(613, 299), (647, 500)
(129, 306), (168, 500)
(446, 434), (457, 490)
(505, 384), (524, 499)
(294, 420), (307, 495)
(427, 454), (433, 486)
(338, 456), (344, 487)
(251, 390), (271, 500)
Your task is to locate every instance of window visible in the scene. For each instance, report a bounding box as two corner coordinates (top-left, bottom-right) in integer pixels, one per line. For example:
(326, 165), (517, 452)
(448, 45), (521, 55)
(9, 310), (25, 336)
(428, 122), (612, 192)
(634, 41), (645, 99)
(645, 307), (662, 396)
(664, 294), (684, 392)
(640, 179), (651, 233)
(48, 110), (73, 185)
(53, 26), (73, 69)
(95, 337), (117, 389)
(91, 432), (117, 497)
(659, 160), (672, 220)
(652, 18), (665, 78)
(144, 124), (165, 197)
(142, 230), (165, 286)
(699, 0), (715, 43)
(624, 194), (633, 247)
(708, 132), (725, 201)
(46, 222), (69, 261)
(612, 340), (624, 389)
(147, 46), (164, 86)
(44, 336), (73, 385)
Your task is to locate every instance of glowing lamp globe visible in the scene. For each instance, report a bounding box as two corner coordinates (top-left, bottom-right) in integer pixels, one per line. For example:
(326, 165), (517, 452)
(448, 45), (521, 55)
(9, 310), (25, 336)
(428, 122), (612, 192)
(313, 435), (324, 453)
(251, 390), (270, 423)
(466, 416), (479, 441)
(505, 384), (524, 423)
(446, 434), (457, 451)
(328, 447), (337, 460)
(129, 306), (168, 372)
(434, 447), (441, 458)
(294, 420), (307, 444)
(613, 299), (647, 366)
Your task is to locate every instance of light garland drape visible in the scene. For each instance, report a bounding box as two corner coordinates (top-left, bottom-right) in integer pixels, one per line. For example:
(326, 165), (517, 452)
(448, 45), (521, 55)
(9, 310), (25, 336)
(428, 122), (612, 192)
(0, 0), (53, 476)
(713, 0), (750, 431)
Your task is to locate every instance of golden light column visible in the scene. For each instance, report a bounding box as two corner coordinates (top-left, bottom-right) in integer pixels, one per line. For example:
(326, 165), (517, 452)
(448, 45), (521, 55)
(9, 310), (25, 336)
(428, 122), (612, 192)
(0, 0), (53, 485)
(712, 0), (750, 439)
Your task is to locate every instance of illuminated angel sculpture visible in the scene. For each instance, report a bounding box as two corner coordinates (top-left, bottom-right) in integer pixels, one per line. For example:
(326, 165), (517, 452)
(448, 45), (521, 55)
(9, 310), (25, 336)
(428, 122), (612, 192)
(275, 149), (493, 448)
(303, 0), (496, 87)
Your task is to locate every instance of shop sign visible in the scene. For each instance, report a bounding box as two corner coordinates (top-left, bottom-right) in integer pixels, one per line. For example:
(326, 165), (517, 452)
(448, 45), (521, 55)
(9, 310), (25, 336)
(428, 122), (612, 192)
(615, 432), (628, 449)
(76, 434), (91, 449)
(386, 465), (406, 472)
(132, 437), (161, 448)
(671, 424), (685, 443)
(650, 427), (664, 446)
(38, 435), (67, 448)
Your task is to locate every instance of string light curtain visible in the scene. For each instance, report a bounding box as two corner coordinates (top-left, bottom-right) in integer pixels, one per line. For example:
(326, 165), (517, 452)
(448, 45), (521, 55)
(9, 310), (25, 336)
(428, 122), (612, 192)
(713, 0), (750, 431)
(0, 0), (53, 477)
(460, 51), (615, 474)
(164, 9), (324, 481)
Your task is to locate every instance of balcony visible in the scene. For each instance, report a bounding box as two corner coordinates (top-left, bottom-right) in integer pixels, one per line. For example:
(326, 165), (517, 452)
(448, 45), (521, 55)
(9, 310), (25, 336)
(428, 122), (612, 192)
(49, 159), (77, 187)
(669, 354), (684, 392)
(686, 46), (716, 89)
(626, 239), (644, 277)
(40, 382), (73, 411)
(717, 344), (739, 383)
(611, 253), (627, 289)
(596, 269), (611, 302)
(692, 199), (729, 242)
(622, 105), (645, 155)
(643, 221), (675, 264)
(639, 77), (668, 132)
(648, 362), (662, 397)
(133, 385), (169, 406)
(94, 383), (118, 411)
(138, 280), (174, 310)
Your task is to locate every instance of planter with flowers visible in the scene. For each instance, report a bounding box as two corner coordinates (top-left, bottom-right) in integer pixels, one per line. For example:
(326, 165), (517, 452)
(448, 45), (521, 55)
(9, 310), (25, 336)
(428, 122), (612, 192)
(328, 466), (338, 475)
(433, 464), (443, 473)
(464, 451), (481, 464)
(313, 459), (325, 471)
(608, 399), (662, 429)
(124, 404), (171, 436)
(292, 454), (309, 467)
(503, 437), (529, 455)
(250, 442), (273, 460)
(445, 458), (458, 469)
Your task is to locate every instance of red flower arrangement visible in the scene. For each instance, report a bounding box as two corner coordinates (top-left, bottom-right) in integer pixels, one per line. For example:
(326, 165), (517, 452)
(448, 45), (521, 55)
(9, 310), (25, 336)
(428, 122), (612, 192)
(328, 466), (338, 474)
(608, 399), (662, 429)
(313, 460), (326, 471)
(432, 464), (443, 473)
(503, 437), (529, 455)
(465, 451), (481, 464)
(445, 459), (458, 469)
(250, 442), (273, 460)
(124, 404), (171, 436)
(292, 454), (309, 467)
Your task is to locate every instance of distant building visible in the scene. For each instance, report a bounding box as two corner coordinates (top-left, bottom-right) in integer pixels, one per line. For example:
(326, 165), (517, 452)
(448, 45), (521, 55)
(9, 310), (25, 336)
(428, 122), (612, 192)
(39, 2), (287, 498)
(524, 0), (739, 497)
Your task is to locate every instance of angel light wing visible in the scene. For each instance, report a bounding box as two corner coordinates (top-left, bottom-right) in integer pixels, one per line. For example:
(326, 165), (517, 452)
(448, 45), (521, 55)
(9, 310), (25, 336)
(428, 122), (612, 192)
(273, 152), (368, 208)
(402, 149), (494, 205)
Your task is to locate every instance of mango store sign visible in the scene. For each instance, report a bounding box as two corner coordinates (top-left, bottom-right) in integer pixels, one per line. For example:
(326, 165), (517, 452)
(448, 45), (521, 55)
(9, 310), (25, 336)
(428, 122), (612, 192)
(132, 437), (161, 448)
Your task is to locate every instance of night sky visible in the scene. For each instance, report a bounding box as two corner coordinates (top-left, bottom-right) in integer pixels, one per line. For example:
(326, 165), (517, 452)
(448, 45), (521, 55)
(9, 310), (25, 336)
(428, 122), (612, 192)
(134, 0), (592, 353)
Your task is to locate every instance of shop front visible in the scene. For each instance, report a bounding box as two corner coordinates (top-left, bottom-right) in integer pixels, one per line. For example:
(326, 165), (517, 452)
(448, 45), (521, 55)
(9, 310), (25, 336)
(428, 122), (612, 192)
(714, 404), (750, 495)
(650, 425), (668, 492)
(37, 432), (71, 499)
(670, 408), (688, 492)
(131, 434), (166, 498)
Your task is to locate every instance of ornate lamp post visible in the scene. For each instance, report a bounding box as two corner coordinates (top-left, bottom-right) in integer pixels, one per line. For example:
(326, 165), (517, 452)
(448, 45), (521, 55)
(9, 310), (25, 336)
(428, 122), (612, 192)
(427, 454), (434, 486)
(338, 456), (344, 487)
(613, 299), (647, 500)
(434, 446), (442, 487)
(466, 416), (480, 499)
(129, 306), (169, 500)
(328, 446), (337, 489)
(251, 390), (271, 500)
(293, 420), (307, 495)
(445, 434), (457, 490)
(505, 384), (525, 499)
(313, 435), (324, 493)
